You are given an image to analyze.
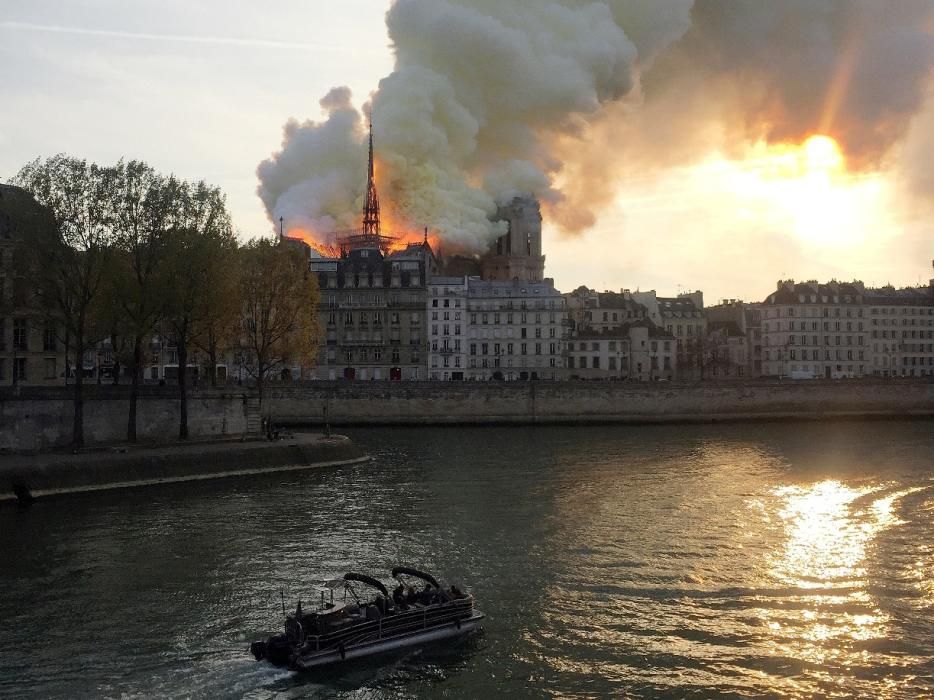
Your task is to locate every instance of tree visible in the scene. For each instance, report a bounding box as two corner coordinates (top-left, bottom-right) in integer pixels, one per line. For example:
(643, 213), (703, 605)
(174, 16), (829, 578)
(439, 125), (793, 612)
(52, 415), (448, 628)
(162, 181), (235, 439)
(12, 156), (113, 448)
(238, 238), (319, 404)
(104, 161), (180, 441)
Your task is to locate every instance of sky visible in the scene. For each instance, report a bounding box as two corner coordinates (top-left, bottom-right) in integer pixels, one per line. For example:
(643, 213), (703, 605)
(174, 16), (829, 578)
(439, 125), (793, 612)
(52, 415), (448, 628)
(2, 1), (933, 304)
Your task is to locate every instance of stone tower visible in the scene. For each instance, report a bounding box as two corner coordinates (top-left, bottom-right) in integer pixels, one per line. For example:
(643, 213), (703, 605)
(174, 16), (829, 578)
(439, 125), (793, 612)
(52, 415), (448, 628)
(481, 195), (546, 282)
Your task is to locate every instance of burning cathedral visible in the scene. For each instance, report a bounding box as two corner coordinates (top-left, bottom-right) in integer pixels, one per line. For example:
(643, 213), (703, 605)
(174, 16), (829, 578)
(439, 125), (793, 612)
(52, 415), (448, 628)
(305, 127), (562, 381)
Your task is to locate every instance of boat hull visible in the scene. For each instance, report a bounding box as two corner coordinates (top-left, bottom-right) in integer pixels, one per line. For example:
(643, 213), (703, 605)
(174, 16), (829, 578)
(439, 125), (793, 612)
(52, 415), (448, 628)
(290, 612), (484, 671)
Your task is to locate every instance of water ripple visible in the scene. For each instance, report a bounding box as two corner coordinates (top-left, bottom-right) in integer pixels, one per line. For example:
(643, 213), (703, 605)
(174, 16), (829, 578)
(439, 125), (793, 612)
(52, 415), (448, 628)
(0, 421), (932, 698)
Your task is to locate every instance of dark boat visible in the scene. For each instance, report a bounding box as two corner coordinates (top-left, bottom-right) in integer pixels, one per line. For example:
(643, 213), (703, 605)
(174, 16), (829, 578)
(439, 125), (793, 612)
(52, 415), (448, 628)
(250, 567), (484, 671)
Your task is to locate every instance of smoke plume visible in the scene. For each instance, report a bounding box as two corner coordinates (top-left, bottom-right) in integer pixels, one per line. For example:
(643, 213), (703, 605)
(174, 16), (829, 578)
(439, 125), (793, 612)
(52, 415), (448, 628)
(257, 0), (934, 251)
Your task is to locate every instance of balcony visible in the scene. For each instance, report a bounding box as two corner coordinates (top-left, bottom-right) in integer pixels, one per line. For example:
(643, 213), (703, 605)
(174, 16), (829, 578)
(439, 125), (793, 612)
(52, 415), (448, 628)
(342, 338), (386, 347)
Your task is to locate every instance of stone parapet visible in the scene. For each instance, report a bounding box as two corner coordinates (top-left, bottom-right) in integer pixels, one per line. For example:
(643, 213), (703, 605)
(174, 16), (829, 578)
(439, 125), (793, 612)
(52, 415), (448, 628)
(265, 379), (934, 426)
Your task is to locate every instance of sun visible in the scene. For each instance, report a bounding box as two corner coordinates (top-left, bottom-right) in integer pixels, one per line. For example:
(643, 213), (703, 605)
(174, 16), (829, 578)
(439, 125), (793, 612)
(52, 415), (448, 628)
(718, 133), (886, 246)
(803, 134), (844, 174)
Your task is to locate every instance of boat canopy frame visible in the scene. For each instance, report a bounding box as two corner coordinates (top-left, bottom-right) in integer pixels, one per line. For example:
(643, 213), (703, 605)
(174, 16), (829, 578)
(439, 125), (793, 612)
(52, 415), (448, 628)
(391, 566), (440, 588)
(343, 572), (389, 598)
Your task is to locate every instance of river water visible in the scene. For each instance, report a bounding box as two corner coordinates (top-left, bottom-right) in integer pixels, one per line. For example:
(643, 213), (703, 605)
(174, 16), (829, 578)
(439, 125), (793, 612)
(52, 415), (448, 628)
(1, 422), (932, 699)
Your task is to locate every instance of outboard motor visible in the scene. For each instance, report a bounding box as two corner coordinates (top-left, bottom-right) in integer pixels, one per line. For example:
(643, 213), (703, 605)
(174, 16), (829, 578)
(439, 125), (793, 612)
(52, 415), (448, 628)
(250, 633), (293, 667)
(250, 640), (267, 661)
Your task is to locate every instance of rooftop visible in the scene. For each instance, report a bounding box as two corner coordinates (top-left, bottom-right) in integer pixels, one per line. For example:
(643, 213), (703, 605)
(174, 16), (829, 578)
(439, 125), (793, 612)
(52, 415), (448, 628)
(468, 278), (562, 298)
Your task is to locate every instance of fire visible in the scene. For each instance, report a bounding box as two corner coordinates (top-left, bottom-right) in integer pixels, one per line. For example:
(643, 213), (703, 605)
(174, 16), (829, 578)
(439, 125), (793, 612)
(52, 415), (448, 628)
(279, 151), (443, 257)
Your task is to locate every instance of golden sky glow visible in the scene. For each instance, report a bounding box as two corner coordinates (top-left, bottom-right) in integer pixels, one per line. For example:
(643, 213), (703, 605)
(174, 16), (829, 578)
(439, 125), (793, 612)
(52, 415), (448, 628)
(2, 1), (932, 303)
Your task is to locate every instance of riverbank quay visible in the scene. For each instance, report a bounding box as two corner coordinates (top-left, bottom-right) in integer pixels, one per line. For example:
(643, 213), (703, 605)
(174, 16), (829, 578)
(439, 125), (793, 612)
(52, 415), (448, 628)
(265, 378), (934, 426)
(0, 385), (262, 452)
(0, 433), (368, 505)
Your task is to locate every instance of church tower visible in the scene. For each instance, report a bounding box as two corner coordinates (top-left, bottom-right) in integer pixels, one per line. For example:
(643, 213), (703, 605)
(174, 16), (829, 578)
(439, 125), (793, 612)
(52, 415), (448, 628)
(481, 195), (546, 282)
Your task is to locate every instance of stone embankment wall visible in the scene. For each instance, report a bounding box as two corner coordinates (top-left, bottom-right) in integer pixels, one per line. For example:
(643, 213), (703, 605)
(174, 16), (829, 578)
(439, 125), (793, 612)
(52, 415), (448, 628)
(0, 434), (367, 504)
(4, 381), (932, 452)
(0, 386), (258, 452)
(265, 380), (934, 426)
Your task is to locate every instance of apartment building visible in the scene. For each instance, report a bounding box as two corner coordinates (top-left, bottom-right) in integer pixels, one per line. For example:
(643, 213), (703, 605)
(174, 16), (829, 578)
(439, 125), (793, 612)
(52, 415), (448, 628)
(465, 278), (568, 381)
(311, 239), (435, 381)
(428, 276), (469, 381)
(632, 290), (706, 379)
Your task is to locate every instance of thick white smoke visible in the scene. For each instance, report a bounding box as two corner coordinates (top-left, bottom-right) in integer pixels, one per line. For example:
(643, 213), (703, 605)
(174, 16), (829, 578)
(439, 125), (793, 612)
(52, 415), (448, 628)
(651, 0), (934, 166)
(257, 0), (694, 251)
(257, 0), (934, 251)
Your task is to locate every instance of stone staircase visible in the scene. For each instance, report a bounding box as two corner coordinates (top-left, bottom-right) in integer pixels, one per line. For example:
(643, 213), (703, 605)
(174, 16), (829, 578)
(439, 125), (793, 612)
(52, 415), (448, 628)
(245, 397), (262, 436)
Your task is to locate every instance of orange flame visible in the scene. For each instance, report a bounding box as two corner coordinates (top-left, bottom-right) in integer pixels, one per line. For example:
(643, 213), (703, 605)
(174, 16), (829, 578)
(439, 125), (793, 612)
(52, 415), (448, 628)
(280, 152), (443, 257)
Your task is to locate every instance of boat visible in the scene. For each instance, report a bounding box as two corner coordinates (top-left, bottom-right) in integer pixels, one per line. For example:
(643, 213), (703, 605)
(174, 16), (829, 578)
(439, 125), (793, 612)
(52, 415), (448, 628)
(250, 566), (484, 671)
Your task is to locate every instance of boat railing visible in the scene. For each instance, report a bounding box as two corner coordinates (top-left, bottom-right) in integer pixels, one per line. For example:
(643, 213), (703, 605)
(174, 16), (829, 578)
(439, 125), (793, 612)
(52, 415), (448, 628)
(301, 597), (473, 653)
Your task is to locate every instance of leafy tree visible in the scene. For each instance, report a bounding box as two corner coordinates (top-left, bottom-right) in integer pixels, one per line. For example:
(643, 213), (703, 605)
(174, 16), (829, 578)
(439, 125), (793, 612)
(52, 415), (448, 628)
(104, 161), (181, 441)
(162, 181), (235, 439)
(238, 238), (319, 404)
(190, 233), (241, 389)
(12, 156), (113, 448)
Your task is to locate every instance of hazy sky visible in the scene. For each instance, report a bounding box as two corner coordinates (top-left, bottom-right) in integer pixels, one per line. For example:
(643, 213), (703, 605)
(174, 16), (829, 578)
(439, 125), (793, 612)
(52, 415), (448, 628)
(2, 1), (933, 304)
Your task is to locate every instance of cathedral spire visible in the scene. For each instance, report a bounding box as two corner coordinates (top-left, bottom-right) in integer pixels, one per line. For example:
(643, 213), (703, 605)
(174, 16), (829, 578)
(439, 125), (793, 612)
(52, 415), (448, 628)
(362, 121), (381, 235)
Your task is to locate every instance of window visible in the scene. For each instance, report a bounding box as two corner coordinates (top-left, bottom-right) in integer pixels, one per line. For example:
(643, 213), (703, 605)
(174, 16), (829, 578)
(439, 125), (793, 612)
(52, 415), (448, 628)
(44, 357), (57, 379)
(13, 319), (26, 351)
(13, 357), (26, 381)
(43, 323), (57, 352)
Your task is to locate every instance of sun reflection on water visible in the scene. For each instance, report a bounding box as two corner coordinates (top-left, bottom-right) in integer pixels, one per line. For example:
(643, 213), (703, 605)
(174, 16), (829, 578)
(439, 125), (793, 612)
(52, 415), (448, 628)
(761, 480), (928, 684)
(771, 480), (878, 587)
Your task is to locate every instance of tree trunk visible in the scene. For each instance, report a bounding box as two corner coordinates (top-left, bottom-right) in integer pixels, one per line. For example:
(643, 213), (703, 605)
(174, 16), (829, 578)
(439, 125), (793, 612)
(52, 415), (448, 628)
(178, 336), (189, 440)
(127, 336), (141, 442)
(208, 341), (218, 388)
(63, 327), (71, 387)
(111, 332), (120, 385)
(256, 362), (264, 406)
(72, 332), (85, 449)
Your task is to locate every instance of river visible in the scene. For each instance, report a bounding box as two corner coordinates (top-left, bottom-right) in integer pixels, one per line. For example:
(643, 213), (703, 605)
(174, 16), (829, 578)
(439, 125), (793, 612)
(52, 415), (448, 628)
(1, 421), (932, 698)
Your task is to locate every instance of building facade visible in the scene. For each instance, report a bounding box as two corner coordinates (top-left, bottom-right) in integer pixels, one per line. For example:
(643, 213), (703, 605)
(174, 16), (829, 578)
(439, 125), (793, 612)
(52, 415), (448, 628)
(311, 241), (434, 381)
(632, 290), (706, 379)
(0, 185), (68, 386)
(465, 278), (567, 381)
(705, 300), (762, 378)
(428, 276), (469, 381)
(705, 321), (747, 379)
(567, 321), (676, 381)
(866, 284), (934, 377)
(760, 280), (877, 379)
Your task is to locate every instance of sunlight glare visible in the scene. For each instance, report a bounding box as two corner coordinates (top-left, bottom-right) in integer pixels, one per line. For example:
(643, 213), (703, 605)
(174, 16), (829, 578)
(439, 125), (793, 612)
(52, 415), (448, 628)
(803, 135), (844, 174)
